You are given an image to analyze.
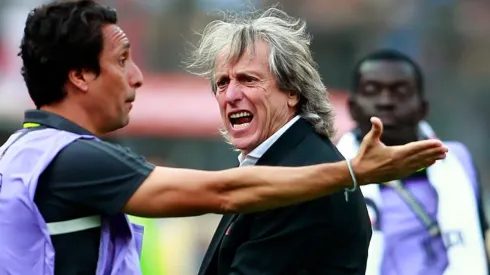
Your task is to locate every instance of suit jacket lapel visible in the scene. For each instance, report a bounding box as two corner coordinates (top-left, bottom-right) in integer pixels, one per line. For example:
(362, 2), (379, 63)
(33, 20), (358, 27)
(198, 214), (237, 275)
(255, 118), (312, 166)
(199, 161), (242, 274)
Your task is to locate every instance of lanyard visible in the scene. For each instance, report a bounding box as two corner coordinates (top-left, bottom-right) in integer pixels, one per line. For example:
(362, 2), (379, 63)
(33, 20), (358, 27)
(385, 177), (441, 237)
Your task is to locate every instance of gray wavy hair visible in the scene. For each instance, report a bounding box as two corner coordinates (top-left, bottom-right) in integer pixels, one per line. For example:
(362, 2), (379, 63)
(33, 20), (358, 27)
(186, 7), (336, 139)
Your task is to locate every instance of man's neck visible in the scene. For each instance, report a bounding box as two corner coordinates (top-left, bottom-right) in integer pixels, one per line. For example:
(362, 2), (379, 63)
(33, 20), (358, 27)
(40, 104), (101, 136)
(238, 115), (301, 164)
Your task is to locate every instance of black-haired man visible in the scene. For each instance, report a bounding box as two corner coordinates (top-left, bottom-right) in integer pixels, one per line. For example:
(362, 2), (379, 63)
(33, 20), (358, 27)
(337, 49), (488, 275)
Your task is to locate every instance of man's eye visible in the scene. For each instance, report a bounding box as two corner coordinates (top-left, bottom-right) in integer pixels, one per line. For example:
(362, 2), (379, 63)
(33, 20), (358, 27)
(216, 80), (228, 87)
(363, 84), (377, 94)
(240, 76), (257, 84)
(395, 85), (409, 95)
(119, 57), (127, 66)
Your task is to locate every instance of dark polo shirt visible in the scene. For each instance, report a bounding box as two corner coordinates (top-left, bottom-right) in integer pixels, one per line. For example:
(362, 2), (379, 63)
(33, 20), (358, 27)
(24, 110), (155, 275)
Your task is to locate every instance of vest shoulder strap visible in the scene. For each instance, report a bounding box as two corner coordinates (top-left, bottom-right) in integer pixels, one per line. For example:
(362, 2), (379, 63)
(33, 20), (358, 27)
(46, 215), (101, 235)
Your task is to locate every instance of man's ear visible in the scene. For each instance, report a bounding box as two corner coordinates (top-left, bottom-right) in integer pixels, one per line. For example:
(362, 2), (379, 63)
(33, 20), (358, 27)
(67, 68), (96, 92)
(287, 91), (300, 108)
(348, 95), (360, 121)
(419, 99), (429, 120)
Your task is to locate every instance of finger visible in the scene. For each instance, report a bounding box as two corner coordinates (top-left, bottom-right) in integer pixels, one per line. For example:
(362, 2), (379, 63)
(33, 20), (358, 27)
(419, 160), (437, 170)
(419, 147), (448, 161)
(398, 140), (447, 156)
(403, 158), (436, 174)
(369, 117), (383, 141)
(405, 147), (447, 169)
(407, 147), (447, 161)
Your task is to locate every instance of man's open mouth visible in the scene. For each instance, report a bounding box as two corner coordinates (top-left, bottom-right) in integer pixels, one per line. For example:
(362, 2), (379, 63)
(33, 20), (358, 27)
(229, 111), (254, 129)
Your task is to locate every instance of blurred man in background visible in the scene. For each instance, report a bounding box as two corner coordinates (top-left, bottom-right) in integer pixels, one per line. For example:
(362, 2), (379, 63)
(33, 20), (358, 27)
(188, 7), (373, 275)
(337, 49), (489, 275)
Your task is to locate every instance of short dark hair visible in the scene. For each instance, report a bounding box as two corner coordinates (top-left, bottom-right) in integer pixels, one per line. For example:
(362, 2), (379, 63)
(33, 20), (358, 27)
(19, 0), (118, 108)
(351, 49), (424, 94)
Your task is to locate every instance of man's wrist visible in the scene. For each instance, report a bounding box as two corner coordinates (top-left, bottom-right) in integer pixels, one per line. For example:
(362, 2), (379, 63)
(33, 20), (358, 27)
(336, 160), (357, 189)
(345, 159), (358, 191)
(343, 159), (359, 202)
(349, 156), (369, 185)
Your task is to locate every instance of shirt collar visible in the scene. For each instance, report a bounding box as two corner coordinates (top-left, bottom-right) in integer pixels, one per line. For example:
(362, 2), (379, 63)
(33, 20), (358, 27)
(238, 115), (301, 167)
(23, 109), (94, 135)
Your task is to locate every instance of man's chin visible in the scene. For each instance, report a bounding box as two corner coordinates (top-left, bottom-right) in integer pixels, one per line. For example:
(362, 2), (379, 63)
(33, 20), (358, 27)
(382, 124), (398, 132)
(105, 116), (130, 134)
(380, 132), (410, 146)
(119, 116), (130, 128)
(231, 137), (257, 155)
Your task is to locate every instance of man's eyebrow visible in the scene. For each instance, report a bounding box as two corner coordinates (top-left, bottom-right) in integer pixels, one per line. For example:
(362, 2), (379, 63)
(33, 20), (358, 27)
(235, 70), (262, 78)
(215, 74), (228, 81)
(362, 79), (410, 85)
(214, 70), (262, 81)
(120, 41), (131, 51)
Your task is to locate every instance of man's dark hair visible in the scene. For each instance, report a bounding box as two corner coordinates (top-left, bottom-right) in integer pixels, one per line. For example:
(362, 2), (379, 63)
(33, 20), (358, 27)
(351, 49), (424, 94)
(19, 0), (118, 108)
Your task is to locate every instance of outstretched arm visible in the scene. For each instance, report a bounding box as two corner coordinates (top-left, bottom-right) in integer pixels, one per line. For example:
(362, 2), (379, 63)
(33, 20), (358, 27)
(124, 117), (448, 217)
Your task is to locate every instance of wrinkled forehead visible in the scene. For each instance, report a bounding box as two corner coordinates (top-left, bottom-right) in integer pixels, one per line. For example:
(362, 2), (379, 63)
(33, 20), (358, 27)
(359, 60), (415, 83)
(101, 24), (129, 51)
(214, 41), (270, 76)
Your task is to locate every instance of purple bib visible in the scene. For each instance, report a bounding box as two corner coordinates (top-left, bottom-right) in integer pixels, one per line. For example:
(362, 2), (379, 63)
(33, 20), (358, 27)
(0, 128), (144, 274)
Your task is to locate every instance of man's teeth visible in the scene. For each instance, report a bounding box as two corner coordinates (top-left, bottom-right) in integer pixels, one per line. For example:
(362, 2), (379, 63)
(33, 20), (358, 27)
(233, 122), (250, 129)
(230, 112), (252, 119)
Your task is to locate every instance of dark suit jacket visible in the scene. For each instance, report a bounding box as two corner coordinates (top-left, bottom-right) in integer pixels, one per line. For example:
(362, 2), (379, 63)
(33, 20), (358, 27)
(198, 118), (372, 275)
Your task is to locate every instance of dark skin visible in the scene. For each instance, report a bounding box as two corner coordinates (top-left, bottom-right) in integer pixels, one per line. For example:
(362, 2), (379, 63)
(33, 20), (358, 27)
(349, 60), (429, 146)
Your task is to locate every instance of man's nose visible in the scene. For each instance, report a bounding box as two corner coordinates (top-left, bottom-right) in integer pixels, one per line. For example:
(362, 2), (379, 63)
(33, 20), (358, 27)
(376, 90), (395, 109)
(224, 81), (243, 104)
(129, 62), (144, 89)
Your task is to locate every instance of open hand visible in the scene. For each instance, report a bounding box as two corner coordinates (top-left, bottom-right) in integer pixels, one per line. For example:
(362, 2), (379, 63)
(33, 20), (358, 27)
(351, 117), (448, 185)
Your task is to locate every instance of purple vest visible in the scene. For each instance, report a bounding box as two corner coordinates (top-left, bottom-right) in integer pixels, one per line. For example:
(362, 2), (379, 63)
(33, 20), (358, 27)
(378, 141), (482, 275)
(0, 128), (144, 274)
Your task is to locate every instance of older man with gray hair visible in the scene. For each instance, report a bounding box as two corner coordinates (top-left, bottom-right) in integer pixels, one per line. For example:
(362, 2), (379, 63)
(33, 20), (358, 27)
(188, 8), (372, 275)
